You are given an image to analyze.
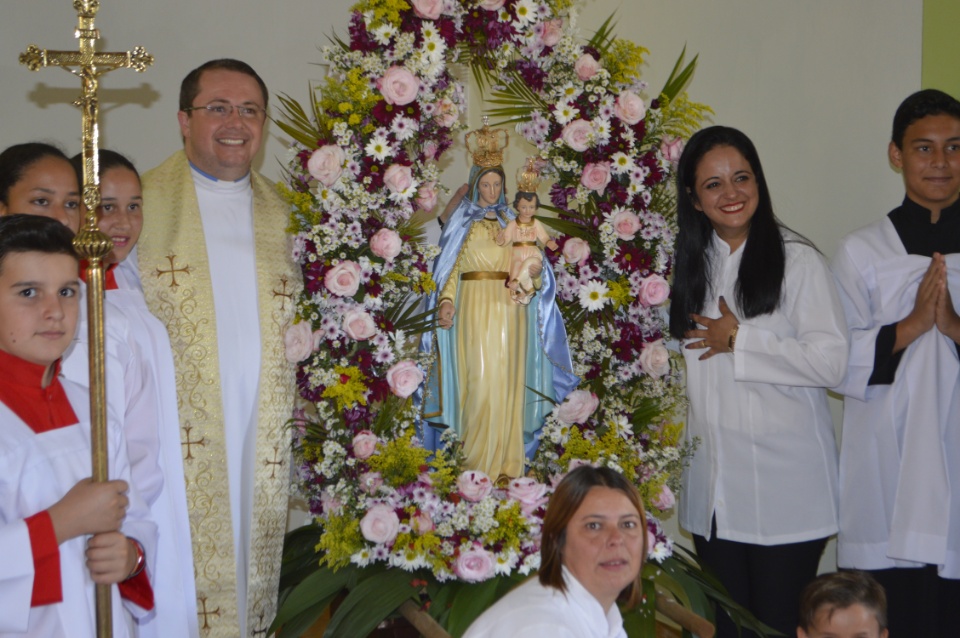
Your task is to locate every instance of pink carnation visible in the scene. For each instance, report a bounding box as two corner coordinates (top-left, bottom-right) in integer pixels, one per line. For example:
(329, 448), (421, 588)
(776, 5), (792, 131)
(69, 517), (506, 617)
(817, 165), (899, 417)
(457, 470), (493, 502)
(639, 339), (671, 378)
(653, 484), (676, 510)
(307, 144), (345, 187)
(342, 308), (377, 341)
(359, 471), (384, 495)
(383, 163), (415, 196)
(411, 510), (435, 534)
(416, 181), (439, 213)
(370, 228), (403, 262)
(283, 321), (313, 363)
(580, 162), (611, 195)
(360, 504), (400, 544)
(538, 18), (562, 47)
(614, 91), (646, 126)
(638, 274), (670, 307)
(454, 545), (496, 582)
(352, 430), (379, 459)
(434, 98), (459, 128)
(410, 0), (442, 20)
(612, 209), (642, 241)
(385, 360), (424, 398)
(379, 66), (419, 106)
(555, 389), (599, 425)
(660, 136), (684, 164)
(562, 237), (591, 265)
(507, 477), (549, 515)
(561, 119), (593, 152)
(574, 53), (600, 81)
(324, 260), (362, 297)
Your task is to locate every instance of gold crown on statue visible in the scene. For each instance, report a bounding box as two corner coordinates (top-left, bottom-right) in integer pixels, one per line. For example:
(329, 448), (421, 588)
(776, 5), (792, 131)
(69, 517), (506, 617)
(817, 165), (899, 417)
(516, 157), (542, 193)
(465, 116), (509, 168)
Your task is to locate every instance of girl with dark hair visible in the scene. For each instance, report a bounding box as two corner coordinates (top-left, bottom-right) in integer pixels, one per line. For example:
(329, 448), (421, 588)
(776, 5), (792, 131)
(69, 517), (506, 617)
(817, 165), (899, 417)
(0, 142), (80, 232)
(669, 126), (849, 637)
(464, 466), (646, 637)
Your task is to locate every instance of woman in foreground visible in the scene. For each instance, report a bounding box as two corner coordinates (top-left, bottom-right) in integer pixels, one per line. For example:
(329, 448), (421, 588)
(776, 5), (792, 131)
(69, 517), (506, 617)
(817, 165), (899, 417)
(464, 465), (647, 637)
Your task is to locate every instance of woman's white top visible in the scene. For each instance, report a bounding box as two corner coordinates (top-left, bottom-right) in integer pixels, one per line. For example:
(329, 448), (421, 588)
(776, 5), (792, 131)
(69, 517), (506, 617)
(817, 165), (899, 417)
(463, 567), (626, 638)
(679, 230), (849, 545)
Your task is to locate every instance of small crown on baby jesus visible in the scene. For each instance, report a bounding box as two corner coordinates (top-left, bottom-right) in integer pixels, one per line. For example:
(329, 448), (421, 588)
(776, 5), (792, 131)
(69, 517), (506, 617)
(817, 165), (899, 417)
(516, 156), (544, 193)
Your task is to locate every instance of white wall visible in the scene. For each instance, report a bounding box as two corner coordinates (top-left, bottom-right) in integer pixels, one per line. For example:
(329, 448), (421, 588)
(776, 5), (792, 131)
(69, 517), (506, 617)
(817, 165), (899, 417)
(1, 0), (922, 569)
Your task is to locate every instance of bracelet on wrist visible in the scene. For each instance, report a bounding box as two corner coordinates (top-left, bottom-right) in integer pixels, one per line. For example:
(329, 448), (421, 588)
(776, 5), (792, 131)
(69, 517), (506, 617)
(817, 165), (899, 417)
(728, 325), (740, 352)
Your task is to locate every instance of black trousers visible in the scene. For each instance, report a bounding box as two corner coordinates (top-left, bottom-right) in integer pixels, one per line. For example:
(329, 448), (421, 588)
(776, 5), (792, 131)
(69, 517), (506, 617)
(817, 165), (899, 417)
(693, 519), (827, 638)
(867, 565), (960, 638)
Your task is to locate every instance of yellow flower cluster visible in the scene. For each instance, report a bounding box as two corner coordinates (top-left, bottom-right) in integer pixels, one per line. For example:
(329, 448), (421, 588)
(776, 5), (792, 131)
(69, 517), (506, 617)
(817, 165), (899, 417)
(353, 0), (411, 30)
(606, 277), (634, 310)
(559, 426), (643, 482)
(317, 514), (363, 569)
(659, 94), (715, 140)
(604, 40), (650, 87)
(367, 431), (432, 487)
(483, 501), (527, 553)
(322, 366), (369, 411)
(277, 183), (321, 228)
(320, 67), (382, 132)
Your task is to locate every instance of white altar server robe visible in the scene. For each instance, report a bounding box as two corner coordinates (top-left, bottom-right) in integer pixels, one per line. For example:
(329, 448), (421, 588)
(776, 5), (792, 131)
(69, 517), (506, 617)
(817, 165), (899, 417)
(0, 382), (157, 638)
(679, 231), (848, 545)
(831, 218), (960, 577)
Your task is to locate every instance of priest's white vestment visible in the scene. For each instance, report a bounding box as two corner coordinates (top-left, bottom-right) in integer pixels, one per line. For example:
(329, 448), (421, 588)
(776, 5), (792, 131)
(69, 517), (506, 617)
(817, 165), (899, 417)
(137, 150), (299, 637)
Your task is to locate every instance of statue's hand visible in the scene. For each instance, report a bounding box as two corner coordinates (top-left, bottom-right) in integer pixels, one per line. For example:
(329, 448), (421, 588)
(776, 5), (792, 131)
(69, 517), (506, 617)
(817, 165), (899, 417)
(438, 300), (455, 329)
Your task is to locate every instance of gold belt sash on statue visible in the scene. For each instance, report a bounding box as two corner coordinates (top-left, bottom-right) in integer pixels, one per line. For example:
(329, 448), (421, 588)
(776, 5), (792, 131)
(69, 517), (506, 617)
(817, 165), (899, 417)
(461, 271), (509, 281)
(512, 241), (537, 247)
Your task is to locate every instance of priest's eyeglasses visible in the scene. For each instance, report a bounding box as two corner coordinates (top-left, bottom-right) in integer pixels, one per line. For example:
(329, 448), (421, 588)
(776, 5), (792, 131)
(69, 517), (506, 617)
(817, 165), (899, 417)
(183, 101), (266, 119)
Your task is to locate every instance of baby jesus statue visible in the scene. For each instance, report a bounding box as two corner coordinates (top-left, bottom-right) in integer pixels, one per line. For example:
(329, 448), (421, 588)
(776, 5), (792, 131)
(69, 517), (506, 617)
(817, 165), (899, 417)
(497, 191), (558, 304)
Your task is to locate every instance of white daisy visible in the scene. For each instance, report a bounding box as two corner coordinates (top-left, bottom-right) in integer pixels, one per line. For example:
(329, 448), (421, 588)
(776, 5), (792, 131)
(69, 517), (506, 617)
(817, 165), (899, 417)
(578, 279), (610, 311)
(364, 134), (394, 162)
(514, 0), (538, 24)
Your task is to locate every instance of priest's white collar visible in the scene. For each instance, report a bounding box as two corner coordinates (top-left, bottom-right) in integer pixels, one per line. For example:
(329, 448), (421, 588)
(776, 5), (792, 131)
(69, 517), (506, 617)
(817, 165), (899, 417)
(189, 160), (251, 187)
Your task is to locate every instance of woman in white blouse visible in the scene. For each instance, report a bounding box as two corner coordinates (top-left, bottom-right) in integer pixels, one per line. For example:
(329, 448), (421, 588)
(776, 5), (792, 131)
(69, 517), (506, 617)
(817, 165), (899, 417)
(668, 126), (848, 638)
(464, 466), (647, 638)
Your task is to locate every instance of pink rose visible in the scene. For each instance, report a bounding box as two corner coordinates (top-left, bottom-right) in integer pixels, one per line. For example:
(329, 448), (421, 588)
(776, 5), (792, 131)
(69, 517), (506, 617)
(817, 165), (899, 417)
(383, 163), (414, 195)
(638, 274), (670, 307)
(370, 228), (403, 262)
(653, 484), (675, 510)
(342, 308), (377, 341)
(660, 136), (684, 164)
(612, 209), (642, 241)
(416, 181), (439, 213)
(479, 0), (505, 10)
(434, 98), (459, 128)
(507, 477), (549, 515)
(580, 161), (611, 195)
(574, 53), (600, 81)
(561, 119), (593, 152)
(324, 260), (362, 297)
(386, 360), (424, 398)
(562, 237), (591, 265)
(284, 322), (313, 363)
(422, 141), (440, 161)
(352, 430), (379, 460)
(639, 339), (671, 378)
(359, 471), (384, 495)
(379, 66), (419, 106)
(360, 504), (400, 544)
(454, 545), (495, 582)
(411, 510), (435, 534)
(538, 18), (562, 47)
(320, 491), (343, 516)
(307, 144), (345, 187)
(614, 91), (646, 126)
(555, 389), (599, 425)
(411, 0), (442, 20)
(457, 470), (493, 502)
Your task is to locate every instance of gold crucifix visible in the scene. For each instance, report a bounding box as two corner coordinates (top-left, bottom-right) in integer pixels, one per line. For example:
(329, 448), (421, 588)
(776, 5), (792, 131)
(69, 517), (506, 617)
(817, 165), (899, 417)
(19, 4), (152, 637)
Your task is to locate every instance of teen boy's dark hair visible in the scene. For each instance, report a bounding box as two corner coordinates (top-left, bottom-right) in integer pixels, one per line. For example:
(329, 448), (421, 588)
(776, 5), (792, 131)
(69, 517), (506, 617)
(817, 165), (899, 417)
(0, 214), (78, 274)
(798, 570), (888, 632)
(891, 89), (960, 149)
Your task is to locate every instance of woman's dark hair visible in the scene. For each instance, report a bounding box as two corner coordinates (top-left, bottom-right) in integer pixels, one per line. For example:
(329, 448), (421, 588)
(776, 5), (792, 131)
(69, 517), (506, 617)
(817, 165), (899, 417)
(539, 465), (647, 608)
(0, 142), (70, 205)
(891, 89), (960, 150)
(669, 126), (786, 337)
(513, 191), (539, 209)
(0, 214), (78, 274)
(68, 149), (141, 187)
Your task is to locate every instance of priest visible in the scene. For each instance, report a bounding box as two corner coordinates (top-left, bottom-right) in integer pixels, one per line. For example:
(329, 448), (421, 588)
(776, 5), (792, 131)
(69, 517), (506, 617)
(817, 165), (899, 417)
(136, 59), (299, 638)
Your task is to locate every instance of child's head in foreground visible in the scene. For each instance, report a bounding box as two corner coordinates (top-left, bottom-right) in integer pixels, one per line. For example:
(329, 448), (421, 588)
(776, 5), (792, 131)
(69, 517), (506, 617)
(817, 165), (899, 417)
(0, 214), (80, 373)
(69, 149), (143, 265)
(797, 571), (888, 638)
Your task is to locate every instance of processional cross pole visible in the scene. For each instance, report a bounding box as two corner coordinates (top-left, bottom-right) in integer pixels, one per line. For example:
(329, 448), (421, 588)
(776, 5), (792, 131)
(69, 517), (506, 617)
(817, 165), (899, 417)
(19, 3), (152, 636)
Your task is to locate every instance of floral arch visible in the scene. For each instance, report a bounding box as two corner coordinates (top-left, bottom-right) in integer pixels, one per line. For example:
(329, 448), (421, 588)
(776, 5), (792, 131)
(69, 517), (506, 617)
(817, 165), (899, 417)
(269, 0), (756, 636)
